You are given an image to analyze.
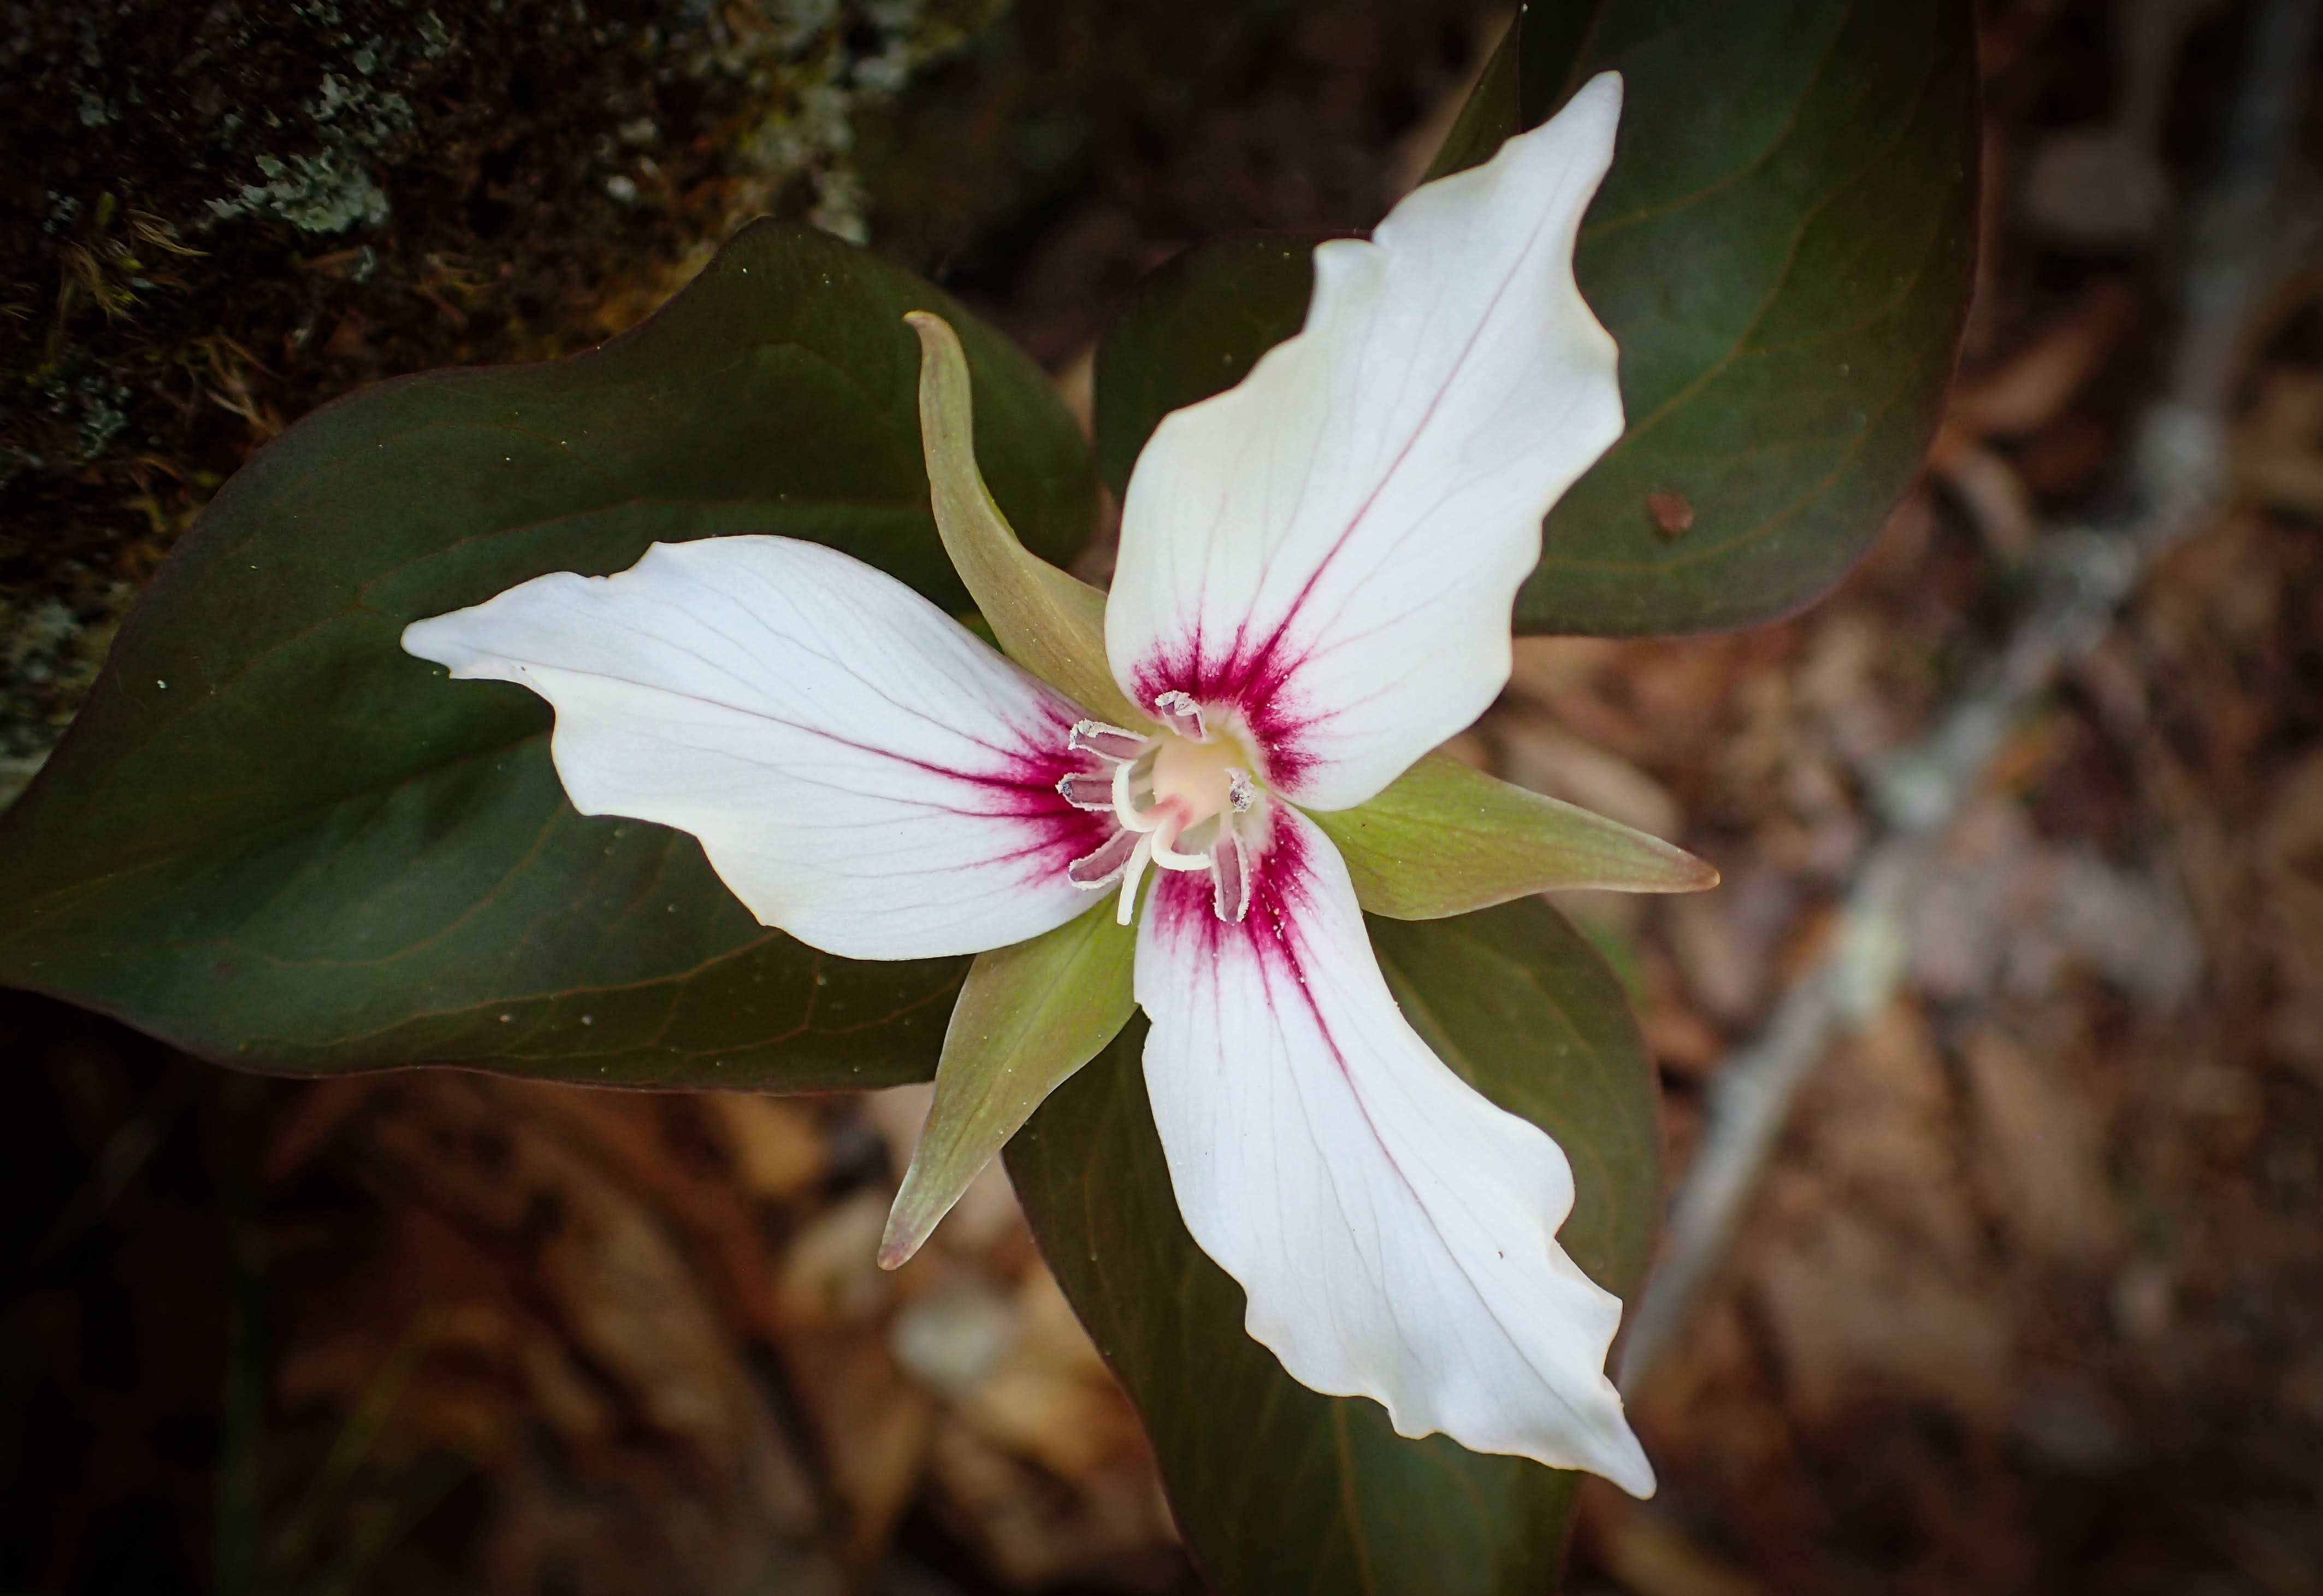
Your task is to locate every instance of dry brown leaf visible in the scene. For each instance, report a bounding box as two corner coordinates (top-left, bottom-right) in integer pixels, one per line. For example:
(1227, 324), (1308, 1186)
(1752, 1208), (2014, 1430)
(705, 1093), (829, 1201)
(1494, 709), (1684, 838)
(1963, 1028), (2122, 1262)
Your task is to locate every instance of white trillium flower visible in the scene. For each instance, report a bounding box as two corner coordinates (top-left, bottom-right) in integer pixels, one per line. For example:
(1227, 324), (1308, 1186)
(405, 74), (1657, 1495)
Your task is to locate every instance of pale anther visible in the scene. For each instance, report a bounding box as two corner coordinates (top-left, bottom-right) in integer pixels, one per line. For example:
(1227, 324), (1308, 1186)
(1209, 827), (1251, 924)
(1152, 690), (1206, 741)
(1067, 826), (1139, 889)
(1069, 719), (1147, 761)
(1056, 770), (1115, 811)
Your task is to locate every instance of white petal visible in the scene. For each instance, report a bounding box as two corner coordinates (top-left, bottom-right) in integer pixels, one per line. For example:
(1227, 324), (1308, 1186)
(1107, 74), (1625, 811)
(1134, 803), (1654, 1492)
(403, 537), (1116, 960)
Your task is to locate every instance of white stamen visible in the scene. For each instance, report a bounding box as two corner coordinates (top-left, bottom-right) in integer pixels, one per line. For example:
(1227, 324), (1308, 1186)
(1226, 768), (1254, 813)
(1115, 834), (1156, 925)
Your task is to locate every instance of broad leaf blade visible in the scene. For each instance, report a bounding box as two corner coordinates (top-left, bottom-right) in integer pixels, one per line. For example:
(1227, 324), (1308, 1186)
(1090, 0), (1978, 636)
(1524, 1), (1978, 634)
(1091, 234), (1319, 501)
(0, 221), (1096, 1087)
(1420, 16), (1519, 182)
(1008, 899), (1660, 1594)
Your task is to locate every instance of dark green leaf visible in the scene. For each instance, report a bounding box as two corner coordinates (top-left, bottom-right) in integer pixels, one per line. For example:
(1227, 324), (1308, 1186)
(0, 221), (1096, 1088)
(1091, 0), (1979, 635)
(1007, 898), (1661, 1595)
(1523, 1), (1979, 633)
(1091, 234), (1317, 501)
(1420, 15), (1519, 182)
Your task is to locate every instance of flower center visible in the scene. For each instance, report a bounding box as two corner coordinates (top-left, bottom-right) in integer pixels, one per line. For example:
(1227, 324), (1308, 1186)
(1148, 733), (1251, 831)
(1055, 692), (1260, 926)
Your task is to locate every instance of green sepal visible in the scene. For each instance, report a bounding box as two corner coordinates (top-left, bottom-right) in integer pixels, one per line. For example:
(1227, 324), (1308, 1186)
(907, 311), (1146, 729)
(1312, 752), (1717, 920)
(879, 901), (1137, 1268)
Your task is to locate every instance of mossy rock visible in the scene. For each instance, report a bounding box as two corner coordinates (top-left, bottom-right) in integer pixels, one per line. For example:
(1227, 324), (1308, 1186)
(0, 0), (1001, 805)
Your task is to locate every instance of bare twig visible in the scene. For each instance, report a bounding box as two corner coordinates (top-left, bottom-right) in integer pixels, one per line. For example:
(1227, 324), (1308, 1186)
(1620, 0), (2321, 1394)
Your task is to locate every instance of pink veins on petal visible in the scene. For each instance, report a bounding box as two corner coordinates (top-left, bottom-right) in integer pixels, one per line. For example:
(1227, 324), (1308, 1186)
(940, 696), (1123, 889)
(1143, 805), (1307, 990)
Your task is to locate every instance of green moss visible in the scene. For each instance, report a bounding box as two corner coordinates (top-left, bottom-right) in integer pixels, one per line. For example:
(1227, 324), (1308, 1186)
(0, 0), (1004, 809)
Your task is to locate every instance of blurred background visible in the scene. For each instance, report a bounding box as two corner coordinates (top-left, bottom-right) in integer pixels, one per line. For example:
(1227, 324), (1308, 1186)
(5, 1), (2322, 1591)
